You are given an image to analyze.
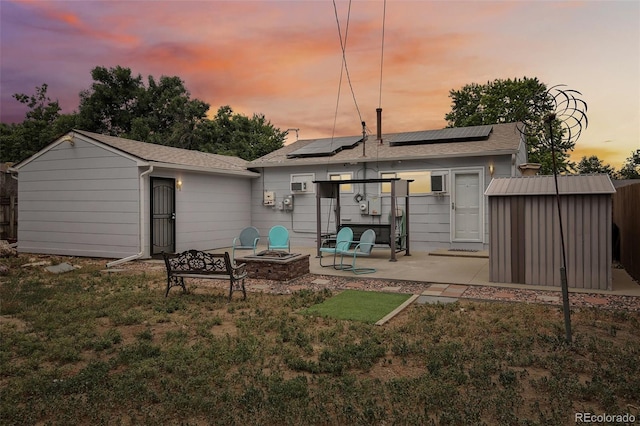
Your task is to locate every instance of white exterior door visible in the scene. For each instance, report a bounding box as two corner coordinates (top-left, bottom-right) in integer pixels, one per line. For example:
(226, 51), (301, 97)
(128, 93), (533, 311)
(452, 170), (483, 242)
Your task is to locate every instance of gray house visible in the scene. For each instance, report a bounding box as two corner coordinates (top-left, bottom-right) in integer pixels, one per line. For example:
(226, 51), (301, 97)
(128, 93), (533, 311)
(10, 122), (527, 260)
(248, 122), (528, 251)
(10, 130), (259, 264)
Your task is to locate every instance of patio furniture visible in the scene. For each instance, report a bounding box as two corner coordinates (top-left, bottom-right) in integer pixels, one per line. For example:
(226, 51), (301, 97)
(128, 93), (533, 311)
(232, 226), (260, 260)
(338, 229), (377, 274)
(268, 225), (290, 252)
(319, 226), (353, 268)
(163, 250), (247, 300)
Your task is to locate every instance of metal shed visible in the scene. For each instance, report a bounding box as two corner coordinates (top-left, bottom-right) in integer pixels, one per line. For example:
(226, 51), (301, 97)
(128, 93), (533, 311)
(485, 174), (616, 290)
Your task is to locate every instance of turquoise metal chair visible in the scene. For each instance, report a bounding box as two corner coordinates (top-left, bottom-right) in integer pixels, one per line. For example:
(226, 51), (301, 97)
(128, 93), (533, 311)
(319, 227), (353, 268)
(232, 226), (260, 260)
(267, 225), (290, 252)
(339, 229), (377, 274)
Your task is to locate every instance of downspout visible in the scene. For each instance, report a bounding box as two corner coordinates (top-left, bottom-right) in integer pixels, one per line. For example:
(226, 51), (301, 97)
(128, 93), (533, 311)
(106, 165), (154, 268)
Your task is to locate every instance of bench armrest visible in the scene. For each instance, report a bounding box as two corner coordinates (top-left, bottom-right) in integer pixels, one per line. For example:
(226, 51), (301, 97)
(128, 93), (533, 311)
(231, 261), (247, 276)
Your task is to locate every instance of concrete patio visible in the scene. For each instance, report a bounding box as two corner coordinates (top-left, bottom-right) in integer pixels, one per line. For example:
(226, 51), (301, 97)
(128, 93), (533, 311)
(235, 244), (640, 298)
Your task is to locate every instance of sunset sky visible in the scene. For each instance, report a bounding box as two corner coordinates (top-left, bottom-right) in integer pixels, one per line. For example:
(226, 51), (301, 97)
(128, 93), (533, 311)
(1, 0), (638, 169)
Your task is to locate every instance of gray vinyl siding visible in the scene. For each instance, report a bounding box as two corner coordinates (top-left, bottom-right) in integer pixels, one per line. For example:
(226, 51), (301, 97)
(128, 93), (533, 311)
(251, 154), (512, 250)
(18, 139), (140, 258)
(147, 169), (253, 254)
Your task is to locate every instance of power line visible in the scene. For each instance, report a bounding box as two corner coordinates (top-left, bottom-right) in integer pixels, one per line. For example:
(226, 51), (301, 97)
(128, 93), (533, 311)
(378, 0), (387, 109)
(332, 0), (363, 129)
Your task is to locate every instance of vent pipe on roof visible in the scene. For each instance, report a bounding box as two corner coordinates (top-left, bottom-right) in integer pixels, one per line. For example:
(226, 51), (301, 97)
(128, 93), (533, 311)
(376, 108), (383, 144)
(362, 121), (366, 157)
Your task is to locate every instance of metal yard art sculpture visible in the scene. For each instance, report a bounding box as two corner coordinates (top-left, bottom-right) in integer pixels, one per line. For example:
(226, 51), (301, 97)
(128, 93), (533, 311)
(518, 85), (588, 344)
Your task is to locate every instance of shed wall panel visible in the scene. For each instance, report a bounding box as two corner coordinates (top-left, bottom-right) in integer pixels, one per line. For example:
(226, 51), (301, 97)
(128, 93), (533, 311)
(489, 197), (511, 282)
(492, 193), (612, 290)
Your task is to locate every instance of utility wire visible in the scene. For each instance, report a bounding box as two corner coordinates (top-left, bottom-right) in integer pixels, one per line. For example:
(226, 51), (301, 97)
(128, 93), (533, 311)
(330, 0), (348, 143)
(378, 0), (387, 108)
(332, 0), (363, 130)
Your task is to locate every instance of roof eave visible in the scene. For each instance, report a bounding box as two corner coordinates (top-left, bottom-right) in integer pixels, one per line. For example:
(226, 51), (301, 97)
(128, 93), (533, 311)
(148, 161), (260, 178)
(250, 149), (518, 168)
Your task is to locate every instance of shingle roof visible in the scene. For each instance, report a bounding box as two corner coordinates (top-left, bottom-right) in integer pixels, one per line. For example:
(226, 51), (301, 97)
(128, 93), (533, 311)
(74, 130), (257, 177)
(485, 174), (616, 196)
(249, 122), (522, 168)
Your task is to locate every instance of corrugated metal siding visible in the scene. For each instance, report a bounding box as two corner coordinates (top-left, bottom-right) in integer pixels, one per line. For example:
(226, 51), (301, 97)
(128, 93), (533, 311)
(486, 174), (616, 196)
(490, 193), (612, 290)
(489, 197), (511, 282)
(18, 139), (140, 258)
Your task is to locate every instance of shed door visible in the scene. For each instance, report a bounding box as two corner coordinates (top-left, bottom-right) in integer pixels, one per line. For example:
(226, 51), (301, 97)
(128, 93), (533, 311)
(151, 178), (175, 255)
(452, 171), (482, 242)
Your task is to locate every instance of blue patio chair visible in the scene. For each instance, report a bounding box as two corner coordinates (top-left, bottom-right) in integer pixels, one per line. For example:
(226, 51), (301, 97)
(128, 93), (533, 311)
(319, 227), (353, 269)
(268, 225), (290, 252)
(232, 226), (260, 260)
(339, 229), (377, 274)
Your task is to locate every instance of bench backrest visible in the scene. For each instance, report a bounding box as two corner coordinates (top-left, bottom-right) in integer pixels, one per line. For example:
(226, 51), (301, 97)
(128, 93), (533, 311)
(163, 250), (232, 275)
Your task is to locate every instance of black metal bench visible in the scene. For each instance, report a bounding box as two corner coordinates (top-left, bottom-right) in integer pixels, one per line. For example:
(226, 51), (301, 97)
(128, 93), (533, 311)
(162, 250), (247, 300)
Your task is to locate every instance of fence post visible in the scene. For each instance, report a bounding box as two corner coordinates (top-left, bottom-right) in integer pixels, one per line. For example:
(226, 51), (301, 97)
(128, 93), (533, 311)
(9, 195), (16, 240)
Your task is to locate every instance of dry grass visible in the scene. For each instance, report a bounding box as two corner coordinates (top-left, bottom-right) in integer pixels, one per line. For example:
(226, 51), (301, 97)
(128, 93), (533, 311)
(1, 254), (639, 425)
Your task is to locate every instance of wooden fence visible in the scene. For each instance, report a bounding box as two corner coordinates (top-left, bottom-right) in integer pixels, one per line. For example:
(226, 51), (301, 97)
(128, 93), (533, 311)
(612, 182), (640, 282)
(1, 164), (18, 242)
(0, 195), (18, 242)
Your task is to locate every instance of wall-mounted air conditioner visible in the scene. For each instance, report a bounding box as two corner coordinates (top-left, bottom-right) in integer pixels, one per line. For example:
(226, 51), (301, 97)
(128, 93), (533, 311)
(431, 175), (447, 193)
(291, 181), (308, 192)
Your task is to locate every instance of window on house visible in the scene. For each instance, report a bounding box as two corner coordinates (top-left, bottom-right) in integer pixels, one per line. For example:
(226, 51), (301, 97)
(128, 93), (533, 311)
(380, 170), (432, 194)
(329, 172), (353, 193)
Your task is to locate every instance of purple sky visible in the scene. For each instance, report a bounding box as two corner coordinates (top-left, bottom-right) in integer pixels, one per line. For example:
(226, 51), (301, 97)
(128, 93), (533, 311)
(1, 0), (638, 167)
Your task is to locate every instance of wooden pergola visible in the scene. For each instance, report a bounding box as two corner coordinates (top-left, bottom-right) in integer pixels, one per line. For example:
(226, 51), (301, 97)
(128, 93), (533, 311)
(313, 178), (412, 261)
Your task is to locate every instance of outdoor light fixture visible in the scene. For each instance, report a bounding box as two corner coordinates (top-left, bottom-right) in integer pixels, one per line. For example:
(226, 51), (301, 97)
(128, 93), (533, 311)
(176, 179), (183, 191)
(489, 164), (495, 177)
(61, 135), (74, 146)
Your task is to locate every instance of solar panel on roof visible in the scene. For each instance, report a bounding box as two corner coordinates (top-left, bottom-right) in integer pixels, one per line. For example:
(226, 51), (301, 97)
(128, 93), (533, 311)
(389, 125), (493, 146)
(287, 136), (362, 158)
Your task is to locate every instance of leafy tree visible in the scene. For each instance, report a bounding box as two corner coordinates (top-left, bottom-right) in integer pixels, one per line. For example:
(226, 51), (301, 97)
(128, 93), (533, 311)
(0, 84), (76, 163)
(195, 106), (286, 161)
(445, 77), (574, 174)
(128, 75), (209, 148)
(76, 66), (145, 135)
(3, 66), (286, 163)
(617, 149), (640, 179)
(575, 155), (615, 176)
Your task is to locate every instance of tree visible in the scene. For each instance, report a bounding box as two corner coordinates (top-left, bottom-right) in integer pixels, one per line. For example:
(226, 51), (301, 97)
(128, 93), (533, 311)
(77, 66), (210, 149)
(3, 66), (286, 163)
(0, 84), (76, 163)
(617, 149), (640, 179)
(76, 66), (145, 135)
(128, 75), (209, 148)
(194, 106), (286, 161)
(575, 155), (615, 176)
(445, 77), (574, 174)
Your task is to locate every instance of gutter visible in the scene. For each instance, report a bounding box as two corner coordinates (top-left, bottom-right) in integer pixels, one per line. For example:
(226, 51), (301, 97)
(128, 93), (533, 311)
(106, 165), (154, 268)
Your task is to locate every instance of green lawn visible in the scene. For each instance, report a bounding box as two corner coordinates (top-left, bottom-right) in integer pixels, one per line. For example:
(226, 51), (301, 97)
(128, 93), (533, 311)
(303, 289), (411, 323)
